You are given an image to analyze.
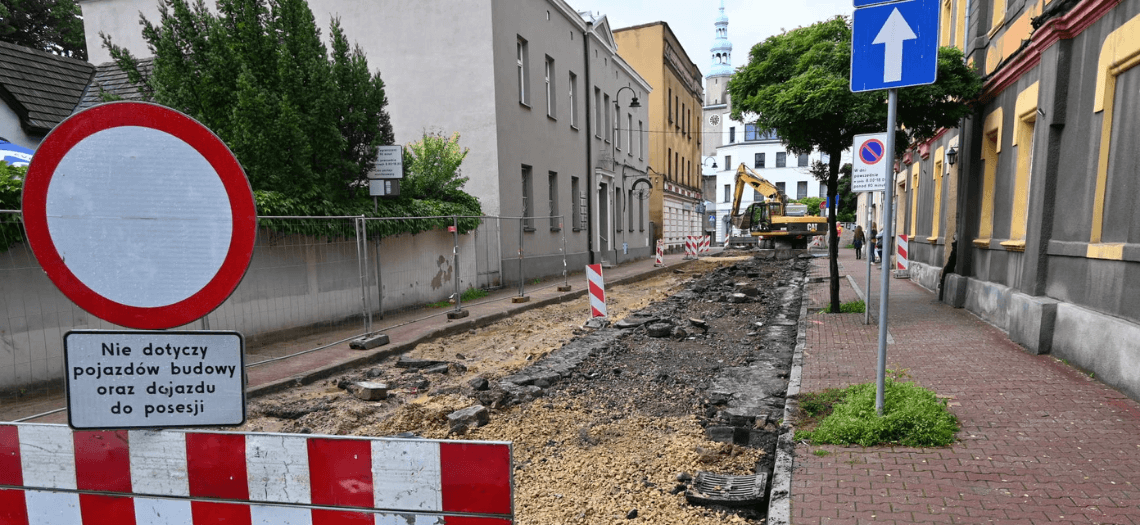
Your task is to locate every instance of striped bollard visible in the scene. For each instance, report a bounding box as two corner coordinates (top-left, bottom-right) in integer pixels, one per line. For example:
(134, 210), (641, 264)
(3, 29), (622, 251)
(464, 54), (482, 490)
(654, 240), (665, 267)
(586, 263), (606, 318)
(700, 235), (710, 255)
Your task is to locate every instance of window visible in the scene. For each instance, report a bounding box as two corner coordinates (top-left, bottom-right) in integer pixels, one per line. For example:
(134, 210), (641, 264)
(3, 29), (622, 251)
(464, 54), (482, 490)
(572, 176), (582, 230)
(544, 56), (555, 117)
(522, 165), (534, 229)
(930, 147), (945, 243)
(753, 188), (761, 202)
(798, 154), (809, 167)
(517, 38), (529, 105)
(628, 189), (634, 230)
(909, 162), (920, 238)
(638, 121), (644, 159)
(940, 0), (953, 47)
(668, 88), (673, 123)
(549, 171), (559, 229)
(724, 184), (730, 203)
(776, 152), (786, 167)
(594, 87), (601, 137)
(724, 155), (731, 170)
(821, 152), (830, 165)
(745, 124), (759, 141)
(675, 151), (680, 180)
(615, 103), (621, 151)
(604, 93), (611, 143)
(776, 182), (786, 196)
(682, 103), (686, 134)
(675, 95), (680, 127)
(569, 72), (578, 128)
(755, 152), (765, 168)
(615, 190), (622, 231)
(668, 148), (672, 176)
(1004, 81), (1039, 250)
(729, 126), (736, 143)
(627, 114), (633, 156)
(797, 181), (808, 200)
(819, 185), (826, 198)
(977, 108), (1003, 248)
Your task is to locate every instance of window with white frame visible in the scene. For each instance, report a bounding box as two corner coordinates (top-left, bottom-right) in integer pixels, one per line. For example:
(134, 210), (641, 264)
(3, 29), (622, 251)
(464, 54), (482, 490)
(522, 165), (533, 229)
(517, 38), (529, 105)
(545, 56), (555, 117)
(569, 72), (577, 128)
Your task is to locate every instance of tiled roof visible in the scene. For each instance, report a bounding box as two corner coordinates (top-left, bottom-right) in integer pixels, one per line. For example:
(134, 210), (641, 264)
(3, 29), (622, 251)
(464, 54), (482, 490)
(0, 40), (95, 134)
(75, 58), (154, 112)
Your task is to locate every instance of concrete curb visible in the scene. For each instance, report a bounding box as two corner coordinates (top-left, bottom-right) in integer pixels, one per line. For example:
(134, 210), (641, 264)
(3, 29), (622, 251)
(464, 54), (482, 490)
(245, 258), (702, 399)
(767, 271), (810, 525)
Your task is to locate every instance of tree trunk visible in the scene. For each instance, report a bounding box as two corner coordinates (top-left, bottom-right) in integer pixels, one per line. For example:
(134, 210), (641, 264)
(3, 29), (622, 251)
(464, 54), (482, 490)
(828, 152), (841, 314)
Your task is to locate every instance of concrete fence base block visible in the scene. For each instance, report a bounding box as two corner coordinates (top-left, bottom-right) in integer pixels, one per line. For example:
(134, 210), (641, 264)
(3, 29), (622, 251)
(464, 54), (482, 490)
(349, 333), (390, 350)
(447, 309), (470, 320)
(942, 274), (968, 308)
(557, 284), (572, 292)
(511, 296), (531, 303)
(1008, 293), (1059, 355)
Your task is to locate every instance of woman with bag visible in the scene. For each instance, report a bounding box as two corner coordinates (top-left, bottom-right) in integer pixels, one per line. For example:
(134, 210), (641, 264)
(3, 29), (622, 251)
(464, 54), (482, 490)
(853, 225), (865, 259)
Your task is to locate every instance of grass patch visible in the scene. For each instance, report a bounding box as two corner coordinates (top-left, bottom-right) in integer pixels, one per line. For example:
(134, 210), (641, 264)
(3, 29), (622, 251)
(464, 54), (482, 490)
(795, 371), (958, 447)
(821, 300), (865, 313)
(427, 287), (490, 308)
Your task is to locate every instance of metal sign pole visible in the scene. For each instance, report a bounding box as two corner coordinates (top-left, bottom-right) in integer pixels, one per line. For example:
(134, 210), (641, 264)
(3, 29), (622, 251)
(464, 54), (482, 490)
(876, 88), (898, 416)
(866, 192), (874, 325)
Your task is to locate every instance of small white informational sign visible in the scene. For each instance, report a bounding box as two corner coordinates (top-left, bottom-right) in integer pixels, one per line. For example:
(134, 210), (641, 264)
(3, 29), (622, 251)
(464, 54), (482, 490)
(369, 145), (404, 179)
(852, 132), (890, 193)
(64, 330), (245, 429)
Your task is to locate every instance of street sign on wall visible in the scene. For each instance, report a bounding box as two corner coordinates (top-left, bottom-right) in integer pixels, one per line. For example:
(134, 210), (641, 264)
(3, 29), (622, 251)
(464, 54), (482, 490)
(64, 330), (245, 429)
(850, 0), (939, 92)
(22, 102), (257, 330)
(852, 132), (890, 192)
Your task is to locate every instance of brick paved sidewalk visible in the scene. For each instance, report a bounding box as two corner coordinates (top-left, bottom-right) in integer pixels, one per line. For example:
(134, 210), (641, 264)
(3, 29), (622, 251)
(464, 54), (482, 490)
(793, 248), (1140, 524)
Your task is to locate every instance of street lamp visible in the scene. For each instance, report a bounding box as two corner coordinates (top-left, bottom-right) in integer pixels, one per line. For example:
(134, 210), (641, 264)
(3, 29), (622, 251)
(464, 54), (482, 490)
(702, 156), (718, 169)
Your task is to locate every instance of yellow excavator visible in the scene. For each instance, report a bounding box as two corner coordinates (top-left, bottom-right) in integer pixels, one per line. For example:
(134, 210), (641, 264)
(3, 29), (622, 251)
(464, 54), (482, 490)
(728, 163), (827, 249)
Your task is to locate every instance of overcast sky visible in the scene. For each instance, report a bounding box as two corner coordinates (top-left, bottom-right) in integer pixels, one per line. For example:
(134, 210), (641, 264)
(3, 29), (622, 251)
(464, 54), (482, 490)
(581, 0), (852, 82)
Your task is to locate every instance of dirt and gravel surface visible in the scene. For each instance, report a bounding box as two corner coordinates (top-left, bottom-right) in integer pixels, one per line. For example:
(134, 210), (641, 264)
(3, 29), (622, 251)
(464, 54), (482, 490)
(241, 251), (809, 524)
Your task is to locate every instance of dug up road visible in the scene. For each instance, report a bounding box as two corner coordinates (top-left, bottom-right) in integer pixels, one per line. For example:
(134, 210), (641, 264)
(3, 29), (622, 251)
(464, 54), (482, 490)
(242, 251), (810, 524)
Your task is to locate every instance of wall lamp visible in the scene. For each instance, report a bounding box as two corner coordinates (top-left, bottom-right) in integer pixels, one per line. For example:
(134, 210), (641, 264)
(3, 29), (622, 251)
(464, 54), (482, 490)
(702, 156), (718, 169)
(946, 147), (958, 166)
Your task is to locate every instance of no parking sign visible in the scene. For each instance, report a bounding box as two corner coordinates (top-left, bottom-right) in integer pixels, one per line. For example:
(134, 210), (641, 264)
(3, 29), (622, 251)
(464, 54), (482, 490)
(851, 132), (889, 192)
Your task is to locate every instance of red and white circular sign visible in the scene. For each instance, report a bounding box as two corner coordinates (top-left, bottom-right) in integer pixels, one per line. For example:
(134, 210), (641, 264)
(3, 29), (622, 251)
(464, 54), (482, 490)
(22, 102), (257, 329)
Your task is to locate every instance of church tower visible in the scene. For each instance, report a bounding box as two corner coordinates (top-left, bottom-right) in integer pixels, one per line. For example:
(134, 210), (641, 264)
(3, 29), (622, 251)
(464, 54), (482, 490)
(702, 0), (733, 158)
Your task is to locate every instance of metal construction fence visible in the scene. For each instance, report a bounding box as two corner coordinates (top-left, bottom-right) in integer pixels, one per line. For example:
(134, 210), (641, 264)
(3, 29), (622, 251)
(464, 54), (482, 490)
(0, 211), (580, 393)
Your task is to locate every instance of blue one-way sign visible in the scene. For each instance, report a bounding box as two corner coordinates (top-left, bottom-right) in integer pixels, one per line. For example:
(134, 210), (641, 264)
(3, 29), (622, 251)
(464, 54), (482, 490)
(850, 0), (939, 92)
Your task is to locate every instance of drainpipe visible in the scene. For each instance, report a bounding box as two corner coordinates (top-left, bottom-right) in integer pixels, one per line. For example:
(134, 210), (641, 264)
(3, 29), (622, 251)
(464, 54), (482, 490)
(583, 22), (596, 264)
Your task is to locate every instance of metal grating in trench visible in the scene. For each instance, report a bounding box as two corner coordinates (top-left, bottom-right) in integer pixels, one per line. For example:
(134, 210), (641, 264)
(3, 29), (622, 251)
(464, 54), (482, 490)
(684, 471), (769, 507)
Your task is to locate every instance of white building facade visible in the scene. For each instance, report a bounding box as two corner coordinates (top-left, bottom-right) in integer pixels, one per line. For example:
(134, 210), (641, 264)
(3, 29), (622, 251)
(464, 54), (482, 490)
(700, 1), (849, 244)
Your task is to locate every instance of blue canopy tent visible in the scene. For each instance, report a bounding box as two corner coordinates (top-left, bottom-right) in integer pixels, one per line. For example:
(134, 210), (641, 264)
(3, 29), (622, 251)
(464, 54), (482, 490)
(0, 139), (34, 167)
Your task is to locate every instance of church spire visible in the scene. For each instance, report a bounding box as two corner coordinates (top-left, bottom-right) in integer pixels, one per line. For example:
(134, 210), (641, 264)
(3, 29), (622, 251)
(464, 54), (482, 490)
(709, 0), (733, 78)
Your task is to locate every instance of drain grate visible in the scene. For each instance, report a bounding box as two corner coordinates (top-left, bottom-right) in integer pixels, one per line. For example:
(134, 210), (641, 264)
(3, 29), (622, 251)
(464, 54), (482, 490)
(684, 471), (768, 507)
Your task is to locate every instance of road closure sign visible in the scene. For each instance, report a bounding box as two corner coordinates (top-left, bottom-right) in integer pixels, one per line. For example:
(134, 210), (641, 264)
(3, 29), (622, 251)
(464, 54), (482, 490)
(64, 330), (245, 429)
(22, 101), (257, 330)
(852, 132), (890, 192)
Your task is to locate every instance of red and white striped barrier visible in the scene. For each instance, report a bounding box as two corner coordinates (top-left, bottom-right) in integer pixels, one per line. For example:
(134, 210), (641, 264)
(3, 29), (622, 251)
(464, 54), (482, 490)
(896, 233), (909, 271)
(654, 240), (664, 267)
(683, 236), (698, 259)
(700, 235), (710, 254)
(586, 264), (606, 318)
(0, 423), (513, 525)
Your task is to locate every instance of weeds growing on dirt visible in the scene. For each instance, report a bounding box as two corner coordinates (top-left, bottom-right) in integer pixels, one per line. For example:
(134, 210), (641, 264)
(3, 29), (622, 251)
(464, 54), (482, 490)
(796, 370), (958, 447)
(427, 287), (490, 308)
(812, 449), (831, 457)
(821, 300), (865, 313)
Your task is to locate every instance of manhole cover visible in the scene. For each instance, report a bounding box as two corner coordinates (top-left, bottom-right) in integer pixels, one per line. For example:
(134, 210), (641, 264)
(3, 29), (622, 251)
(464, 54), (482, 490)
(684, 471), (768, 507)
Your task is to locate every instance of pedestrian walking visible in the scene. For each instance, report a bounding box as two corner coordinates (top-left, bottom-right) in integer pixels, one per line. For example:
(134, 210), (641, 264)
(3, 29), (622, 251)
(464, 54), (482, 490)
(853, 225), (865, 259)
(875, 229), (884, 264)
(869, 222), (878, 263)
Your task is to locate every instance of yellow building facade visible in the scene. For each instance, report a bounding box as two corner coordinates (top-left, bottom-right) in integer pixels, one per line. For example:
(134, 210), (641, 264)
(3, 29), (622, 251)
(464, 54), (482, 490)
(613, 22), (704, 249)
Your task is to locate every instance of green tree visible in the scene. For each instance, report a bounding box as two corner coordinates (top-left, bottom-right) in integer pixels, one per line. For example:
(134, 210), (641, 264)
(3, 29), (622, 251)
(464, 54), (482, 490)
(728, 16), (981, 313)
(0, 0), (87, 60)
(403, 131), (472, 203)
(101, 0), (394, 206)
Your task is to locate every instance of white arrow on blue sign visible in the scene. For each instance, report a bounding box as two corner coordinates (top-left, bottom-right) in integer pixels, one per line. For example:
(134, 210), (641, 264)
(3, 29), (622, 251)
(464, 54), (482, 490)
(850, 0), (939, 93)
